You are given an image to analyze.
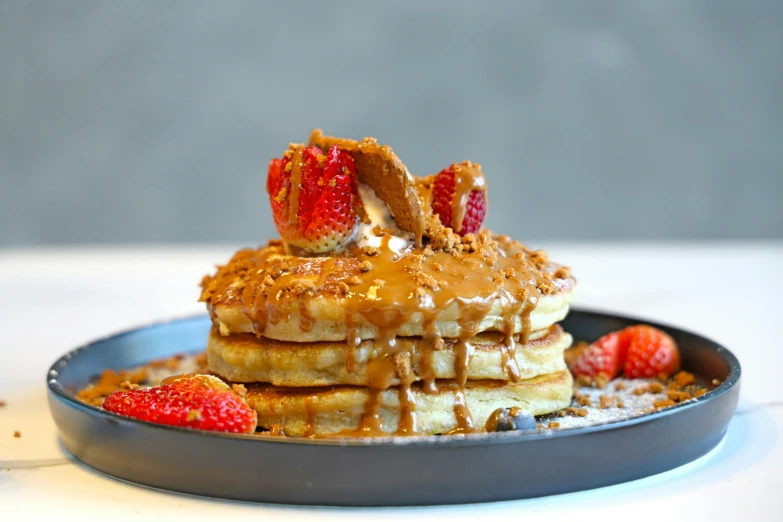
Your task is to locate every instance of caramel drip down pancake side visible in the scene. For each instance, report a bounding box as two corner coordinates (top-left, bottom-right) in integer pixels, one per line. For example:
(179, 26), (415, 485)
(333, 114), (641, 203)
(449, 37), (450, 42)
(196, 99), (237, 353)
(245, 371), (573, 437)
(207, 325), (571, 387)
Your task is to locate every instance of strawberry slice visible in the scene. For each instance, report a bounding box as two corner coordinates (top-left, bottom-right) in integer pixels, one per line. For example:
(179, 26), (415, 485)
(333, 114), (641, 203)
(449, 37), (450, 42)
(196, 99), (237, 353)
(569, 325), (681, 381)
(623, 325), (680, 378)
(431, 162), (487, 235)
(570, 330), (628, 380)
(102, 374), (257, 434)
(266, 144), (359, 253)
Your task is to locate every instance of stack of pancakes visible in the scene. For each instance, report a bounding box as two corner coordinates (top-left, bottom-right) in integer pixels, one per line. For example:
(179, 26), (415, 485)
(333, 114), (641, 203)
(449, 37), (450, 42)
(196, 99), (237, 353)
(199, 131), (576, 436)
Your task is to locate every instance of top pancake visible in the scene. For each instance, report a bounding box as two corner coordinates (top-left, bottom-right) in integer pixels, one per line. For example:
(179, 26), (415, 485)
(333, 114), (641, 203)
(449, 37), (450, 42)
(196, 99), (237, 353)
(200, 233), (575, 344)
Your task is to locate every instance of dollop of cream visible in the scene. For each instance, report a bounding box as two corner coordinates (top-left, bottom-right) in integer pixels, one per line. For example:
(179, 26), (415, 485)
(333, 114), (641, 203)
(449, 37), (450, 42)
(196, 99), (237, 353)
(355, 183), (412, 253)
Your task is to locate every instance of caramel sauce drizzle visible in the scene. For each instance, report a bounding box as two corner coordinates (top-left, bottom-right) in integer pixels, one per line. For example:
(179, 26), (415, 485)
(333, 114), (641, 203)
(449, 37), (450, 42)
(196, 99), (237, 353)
(484, 406), (521, 432)
(303, 396), (317, 437)
(417, 319), (439, 394)
(203, 203), (562, 436)
(299, 291), (315, 333)
(287, 145), (305, 225)
(451, 161), (486, 233)
(396, 381), (418, 435)
(448, 389), (476, 434)
(350, 390), (385, 436)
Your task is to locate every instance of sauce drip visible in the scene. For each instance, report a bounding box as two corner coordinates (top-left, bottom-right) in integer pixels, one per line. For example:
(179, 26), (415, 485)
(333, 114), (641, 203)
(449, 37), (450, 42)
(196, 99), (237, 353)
(417, 317), (440, 394)
(349, 390), (385, 436)
(448, 389), (477, 434)
(396, 377), (418, 435)
(484, 406), (522, 432)
(451, 161), (487, 233)
(303, 396), (316, 437)
(287, 145), (305, 225)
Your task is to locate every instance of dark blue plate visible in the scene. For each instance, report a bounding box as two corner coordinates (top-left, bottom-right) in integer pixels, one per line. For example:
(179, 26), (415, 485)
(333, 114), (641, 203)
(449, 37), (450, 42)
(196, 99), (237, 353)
(47, 309), (740, 506)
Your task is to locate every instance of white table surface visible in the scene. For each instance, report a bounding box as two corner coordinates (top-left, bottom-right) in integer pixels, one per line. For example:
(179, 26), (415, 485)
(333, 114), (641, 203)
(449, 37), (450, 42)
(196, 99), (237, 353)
(1, 243), (782, 520)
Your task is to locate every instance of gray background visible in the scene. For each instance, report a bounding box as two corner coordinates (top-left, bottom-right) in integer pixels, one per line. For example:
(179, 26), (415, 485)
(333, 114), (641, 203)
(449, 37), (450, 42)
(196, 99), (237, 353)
(1, 0), (781, 246)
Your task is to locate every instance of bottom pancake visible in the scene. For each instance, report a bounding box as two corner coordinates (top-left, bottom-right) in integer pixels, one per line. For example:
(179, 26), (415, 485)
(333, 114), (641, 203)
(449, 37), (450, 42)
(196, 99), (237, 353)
(244, 370), (573, 437)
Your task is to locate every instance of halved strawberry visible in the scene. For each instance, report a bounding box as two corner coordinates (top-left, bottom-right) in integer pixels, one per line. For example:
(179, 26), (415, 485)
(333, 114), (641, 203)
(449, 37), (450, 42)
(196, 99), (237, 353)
(266, 144), (359, 253)
(431, 162), (487, 235)
(623, 325), (680, 378)
(570, 330), (628, 380)
(570, 325), (681, 381)
(102, 374), (257, 434)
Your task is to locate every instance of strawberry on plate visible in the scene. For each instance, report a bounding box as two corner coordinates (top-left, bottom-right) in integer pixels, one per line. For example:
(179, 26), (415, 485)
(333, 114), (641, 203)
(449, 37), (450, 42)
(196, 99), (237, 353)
(569, 325), (680, 381)
(267, 144), (360, 253)
(570, 329), (629, 380)
(102, 374), (257, 434)
(623, 325), (680, 378)
(431, 161), (487, 235)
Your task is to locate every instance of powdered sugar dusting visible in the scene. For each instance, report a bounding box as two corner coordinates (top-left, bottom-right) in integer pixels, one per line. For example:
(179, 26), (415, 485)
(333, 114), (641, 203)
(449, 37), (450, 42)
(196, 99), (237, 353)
(539, 376), (707, 430)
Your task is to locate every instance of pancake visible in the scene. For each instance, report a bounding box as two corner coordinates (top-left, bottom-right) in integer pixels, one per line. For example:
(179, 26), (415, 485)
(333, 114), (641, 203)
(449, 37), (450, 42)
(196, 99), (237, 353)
(244, 370), (573, 437)
(208, 325), (572, 386)
(200, 234), (575, 344)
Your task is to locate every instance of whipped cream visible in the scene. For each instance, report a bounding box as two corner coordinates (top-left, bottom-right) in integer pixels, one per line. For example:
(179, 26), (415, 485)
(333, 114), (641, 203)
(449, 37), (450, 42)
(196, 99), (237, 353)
(355, 183), (412, 253)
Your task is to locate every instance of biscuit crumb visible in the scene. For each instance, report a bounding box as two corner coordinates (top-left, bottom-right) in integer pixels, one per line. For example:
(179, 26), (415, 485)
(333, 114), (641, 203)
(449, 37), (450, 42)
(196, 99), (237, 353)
(667, 390), (692, 403)
(657, 372), (670, 382)
(558, 410), (566, 417)
(231, 384), (247, 397)
(674, 371), (695, 387)
(594, 374), (609, 389)
(361, 246), (380, 257)
(547, 421), (561, 429)
(575, 394), (591, 406)
(648, 382), (664, 394)
(13, 430), (21, 438)
(653, 399), (676, 409)
(632, 386), (647, 396)
(431, 262), (443, 272)
(599, 395), (618, 409)
(119, 381), (139, 391)
(359, 260), (373, 273)
(536, 423), (543, 429)
(617, 400), (625, 408)
(347, 276), (362, 286)
(614, 382), (626, 391)
(576, 375), (593, 387)
(712, 379), (721, 386)
(694, 389), (707, 398)
(668, 381), (680, 391)
(76, 368), (148, 406)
